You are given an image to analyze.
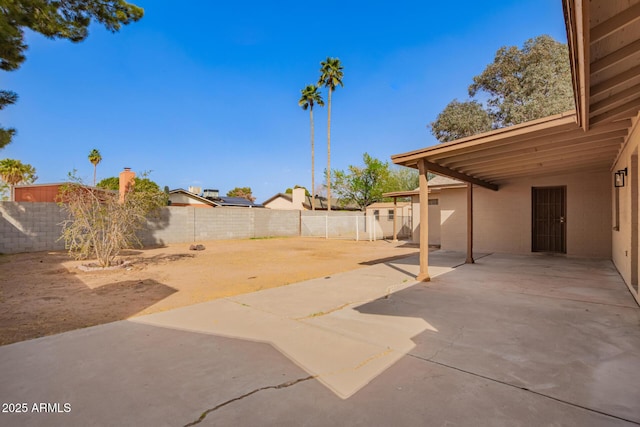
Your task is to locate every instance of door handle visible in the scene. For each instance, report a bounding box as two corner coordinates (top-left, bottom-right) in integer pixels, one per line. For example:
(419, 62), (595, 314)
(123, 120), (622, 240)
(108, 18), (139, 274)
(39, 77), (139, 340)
(559, 216), (565, 223)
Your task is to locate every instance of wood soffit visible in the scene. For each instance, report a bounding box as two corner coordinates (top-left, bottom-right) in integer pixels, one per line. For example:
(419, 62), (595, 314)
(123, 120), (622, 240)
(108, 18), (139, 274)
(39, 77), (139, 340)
(392, 0), (640, 188)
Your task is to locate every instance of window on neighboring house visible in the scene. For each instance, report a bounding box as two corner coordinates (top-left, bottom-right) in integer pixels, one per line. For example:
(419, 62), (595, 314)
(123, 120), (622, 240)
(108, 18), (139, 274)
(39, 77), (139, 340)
(428, 199), (439, 205)
(373, 210), (379, 220)
(388, 209), (394, 220)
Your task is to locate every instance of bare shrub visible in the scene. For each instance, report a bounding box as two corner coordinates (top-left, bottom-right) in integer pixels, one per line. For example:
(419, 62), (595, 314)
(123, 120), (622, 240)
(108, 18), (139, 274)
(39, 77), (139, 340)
(58, 181), (167, 267)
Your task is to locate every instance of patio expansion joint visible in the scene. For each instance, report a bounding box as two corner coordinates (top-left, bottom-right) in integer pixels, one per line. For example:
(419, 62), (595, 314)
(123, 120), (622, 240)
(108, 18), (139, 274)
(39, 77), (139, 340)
(407, 353), (640, 426)
(182, 375), (316, 427)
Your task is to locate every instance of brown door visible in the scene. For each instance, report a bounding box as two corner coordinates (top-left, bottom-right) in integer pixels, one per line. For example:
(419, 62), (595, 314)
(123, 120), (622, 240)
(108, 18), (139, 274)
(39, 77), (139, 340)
(532, 186), (566, 253)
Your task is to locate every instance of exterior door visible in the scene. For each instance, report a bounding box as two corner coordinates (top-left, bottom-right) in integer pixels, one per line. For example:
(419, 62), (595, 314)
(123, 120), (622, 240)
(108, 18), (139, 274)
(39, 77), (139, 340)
(532, 186), (566, 253)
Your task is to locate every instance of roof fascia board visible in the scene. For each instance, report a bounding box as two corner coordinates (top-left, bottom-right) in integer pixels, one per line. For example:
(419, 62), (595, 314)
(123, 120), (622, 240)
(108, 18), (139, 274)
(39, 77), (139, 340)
(563, 0), (589, 130)
(392, 113), (578, 166)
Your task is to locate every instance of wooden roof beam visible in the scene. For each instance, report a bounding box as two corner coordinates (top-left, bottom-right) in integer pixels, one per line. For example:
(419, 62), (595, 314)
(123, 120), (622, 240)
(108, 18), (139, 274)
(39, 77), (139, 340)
(442, 134), (625, 169)
(420, 161), (498, 191)
(458, 145), (622, 176)
(590, 83), (640, 115)
(590, 97), (640, 126)
(391, 114), (577, 166)
(591, 64), (640, 97)
(591, 3), (640, 43)
(490, 162), (611, 181)
(488, 158), (612, 179)
(438, 128), (626, 168)
(591, 38), (640, 74)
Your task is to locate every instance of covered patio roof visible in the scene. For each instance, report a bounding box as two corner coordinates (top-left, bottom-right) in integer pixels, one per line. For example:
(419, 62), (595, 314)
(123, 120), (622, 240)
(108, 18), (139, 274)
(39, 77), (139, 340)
(392, 0), (640, 187)
(389, 0), (640, 282)
(391, 112), (631, 188)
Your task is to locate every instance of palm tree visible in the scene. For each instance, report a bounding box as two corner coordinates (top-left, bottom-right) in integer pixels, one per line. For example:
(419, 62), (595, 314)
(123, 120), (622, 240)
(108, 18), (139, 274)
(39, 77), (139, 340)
(0, 158), (37, 201)
(298, 84), (324, 210)
(88, 149), (102, 186)
(318, 57), (344, 211)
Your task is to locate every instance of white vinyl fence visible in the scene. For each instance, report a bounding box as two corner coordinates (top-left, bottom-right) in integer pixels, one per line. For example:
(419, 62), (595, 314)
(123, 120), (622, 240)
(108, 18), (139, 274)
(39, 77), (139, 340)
(300, 212), (412, 241)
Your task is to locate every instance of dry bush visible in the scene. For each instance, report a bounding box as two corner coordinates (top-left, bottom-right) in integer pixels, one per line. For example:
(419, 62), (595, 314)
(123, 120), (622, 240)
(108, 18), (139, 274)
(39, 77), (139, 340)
(58, 183), (166, 267)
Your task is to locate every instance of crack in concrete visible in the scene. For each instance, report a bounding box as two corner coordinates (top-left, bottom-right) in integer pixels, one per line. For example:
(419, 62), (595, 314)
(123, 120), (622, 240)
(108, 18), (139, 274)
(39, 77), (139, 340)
(408, 353), (640, 426)
(426, 326), (465, 361)
(183, 375), (316, 426)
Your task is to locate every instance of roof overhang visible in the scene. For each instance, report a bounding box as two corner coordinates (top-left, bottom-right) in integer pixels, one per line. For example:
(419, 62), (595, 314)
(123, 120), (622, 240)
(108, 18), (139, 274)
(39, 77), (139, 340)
(392, 112), (632, 189)
(392, 0), (640, 187)
(564, 0), (640, 130)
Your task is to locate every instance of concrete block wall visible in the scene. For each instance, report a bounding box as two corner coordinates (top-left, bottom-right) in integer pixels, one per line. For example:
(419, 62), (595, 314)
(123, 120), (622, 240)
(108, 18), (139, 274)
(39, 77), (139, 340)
(0, 203), (371, 253)
(254, 208), (300, 237)
(0, 202), (66, 253)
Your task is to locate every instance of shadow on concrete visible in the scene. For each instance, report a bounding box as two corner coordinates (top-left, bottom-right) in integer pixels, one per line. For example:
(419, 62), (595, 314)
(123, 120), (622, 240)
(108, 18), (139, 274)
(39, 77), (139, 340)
(348, 254), (640, 423)
(0, 251), (177, 346)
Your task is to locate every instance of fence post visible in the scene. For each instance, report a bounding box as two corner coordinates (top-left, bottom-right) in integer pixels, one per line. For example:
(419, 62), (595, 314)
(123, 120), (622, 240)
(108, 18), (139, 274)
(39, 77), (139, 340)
(325, 215), (329, 239)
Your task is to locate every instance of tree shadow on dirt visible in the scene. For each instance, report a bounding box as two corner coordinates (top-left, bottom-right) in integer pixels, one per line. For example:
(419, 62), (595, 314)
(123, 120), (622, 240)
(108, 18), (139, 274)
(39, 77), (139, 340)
(0, 251), (178, 346)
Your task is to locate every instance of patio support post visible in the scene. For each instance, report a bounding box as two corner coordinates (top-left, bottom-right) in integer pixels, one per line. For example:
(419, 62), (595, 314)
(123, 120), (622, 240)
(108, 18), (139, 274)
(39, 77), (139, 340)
(392, 196), (398, 242)
(466, 183), (474, 264)
(417, 159), (431, 281)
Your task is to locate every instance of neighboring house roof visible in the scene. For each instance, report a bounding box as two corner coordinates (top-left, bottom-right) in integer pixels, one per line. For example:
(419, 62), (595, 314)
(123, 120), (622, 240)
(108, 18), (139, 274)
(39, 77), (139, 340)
(262, 191), (360, 211)
(383, 174), (466, 199)
(169, 189), (263, 208)
(391, 1), (640, 187)
(13, 182), (112, 202)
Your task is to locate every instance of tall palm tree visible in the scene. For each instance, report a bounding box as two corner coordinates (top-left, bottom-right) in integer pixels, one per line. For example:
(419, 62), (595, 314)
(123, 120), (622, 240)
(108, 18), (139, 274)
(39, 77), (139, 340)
(298, 84), (324, 210)
(88, 149), (102, 186)
(0, 158), (37, 201)
(318, 57), (344, 211)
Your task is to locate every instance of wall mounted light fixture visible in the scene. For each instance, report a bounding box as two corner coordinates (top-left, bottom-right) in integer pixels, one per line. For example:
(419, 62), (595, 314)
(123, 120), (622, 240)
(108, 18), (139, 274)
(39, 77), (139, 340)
(614, 167), (628, 188)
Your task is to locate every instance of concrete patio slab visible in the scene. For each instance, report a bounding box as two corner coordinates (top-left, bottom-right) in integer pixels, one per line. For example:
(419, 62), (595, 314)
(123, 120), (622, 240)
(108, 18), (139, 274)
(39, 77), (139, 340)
(0, 251), (638, 426)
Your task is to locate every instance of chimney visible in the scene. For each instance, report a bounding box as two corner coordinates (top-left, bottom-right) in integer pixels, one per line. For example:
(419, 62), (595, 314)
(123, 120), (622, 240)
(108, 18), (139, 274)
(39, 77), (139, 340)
(119, 167), (136, 203)
(292, 187), (305, 209)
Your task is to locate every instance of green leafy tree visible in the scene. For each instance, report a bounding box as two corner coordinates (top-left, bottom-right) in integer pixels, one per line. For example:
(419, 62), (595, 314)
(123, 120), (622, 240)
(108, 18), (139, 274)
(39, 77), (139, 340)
(97, 175), (163, 194)
(430, 100), (493, 142)
(0, 91), (18, 149)
(431, 35), (573, 143)
(470, 35), (573, 127)
(58, 172), (166, 267)
(318, 57), (344, 211)
(333, 153), (390, 211)
(227, 187), (255, 202)
(0, 158), (37, 200)
(0, 1), (144, 148)
(298, 84), (324, 210)
(88, 148), (102, 186)
(384, 167), (420, 193)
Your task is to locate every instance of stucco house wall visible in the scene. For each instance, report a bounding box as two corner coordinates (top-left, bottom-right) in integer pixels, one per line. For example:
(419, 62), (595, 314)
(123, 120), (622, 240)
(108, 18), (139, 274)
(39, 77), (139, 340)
(411, 195), (444, 246)
(471, 170), (612, 258)
(168, 192), (212, 207)
(412, 170), (611, 259)
(365, 202), (411, 239)
(612, 115), (640, 302)
(265, 196), (296, 210)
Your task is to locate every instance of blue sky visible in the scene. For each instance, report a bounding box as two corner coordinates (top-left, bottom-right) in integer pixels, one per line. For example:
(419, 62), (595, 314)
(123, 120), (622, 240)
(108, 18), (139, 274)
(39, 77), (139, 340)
(2, 0), (567, 202)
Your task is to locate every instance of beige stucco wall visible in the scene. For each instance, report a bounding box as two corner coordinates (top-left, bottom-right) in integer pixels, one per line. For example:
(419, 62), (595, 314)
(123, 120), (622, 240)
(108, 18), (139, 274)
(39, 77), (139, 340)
(412, 195), (442, 246)
(264, 196), (294, 210)
(612, 115), (640, 304)
(471, 170), (612, 258)
(169, 193), (210, 206)
(414, 171), (612, 258)
(366, 203), (411, 239)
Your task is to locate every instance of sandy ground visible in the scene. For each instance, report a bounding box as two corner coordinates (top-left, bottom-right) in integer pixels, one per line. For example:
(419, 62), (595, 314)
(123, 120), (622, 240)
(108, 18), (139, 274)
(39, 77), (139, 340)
(0, 237), (418, 346)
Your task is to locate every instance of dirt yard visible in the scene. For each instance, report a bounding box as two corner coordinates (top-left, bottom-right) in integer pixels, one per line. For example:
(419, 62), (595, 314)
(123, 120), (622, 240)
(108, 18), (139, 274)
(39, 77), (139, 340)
(0, 237), (418, 346)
